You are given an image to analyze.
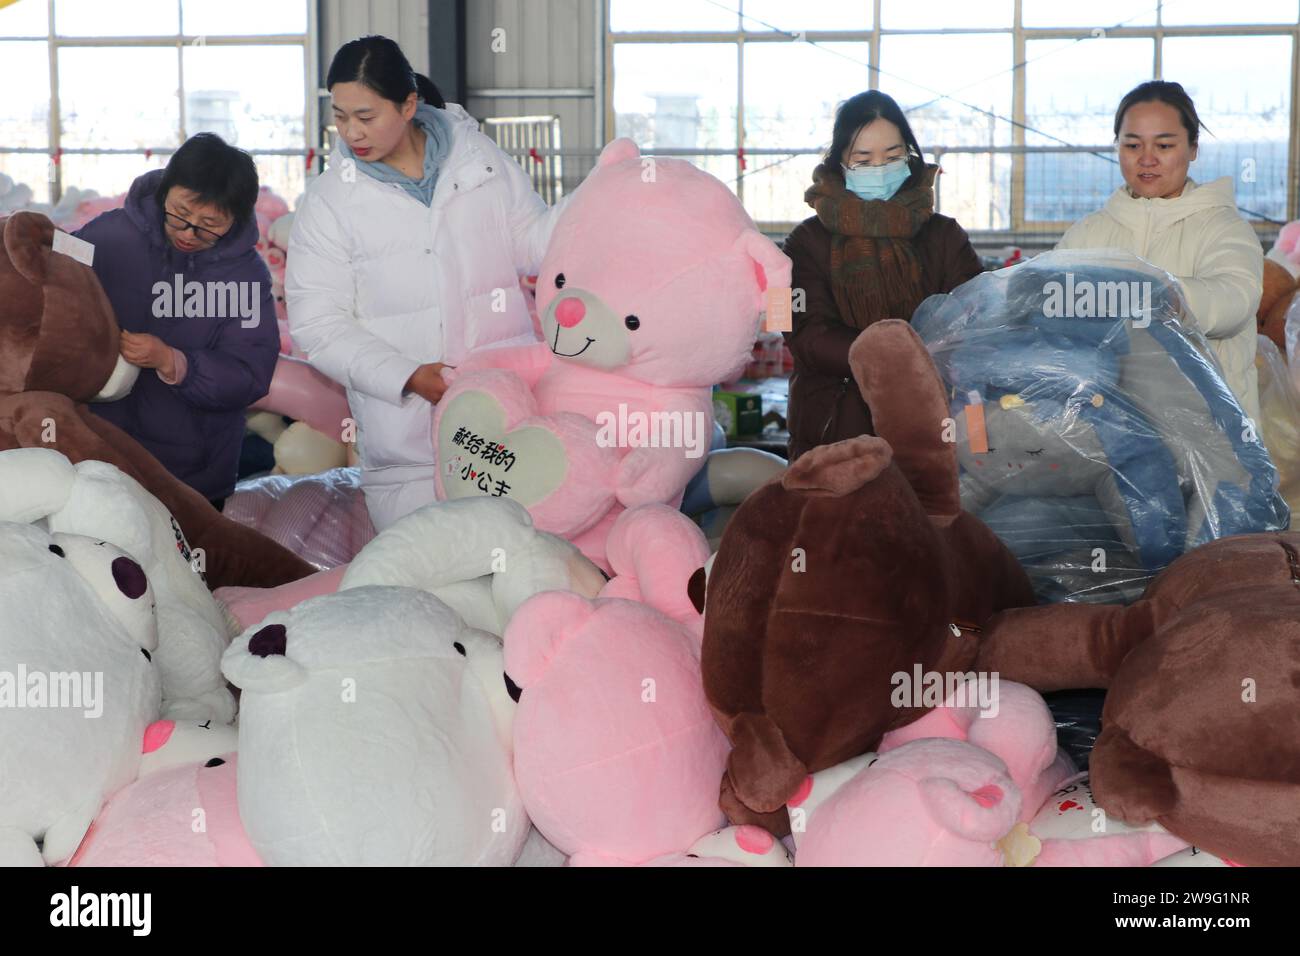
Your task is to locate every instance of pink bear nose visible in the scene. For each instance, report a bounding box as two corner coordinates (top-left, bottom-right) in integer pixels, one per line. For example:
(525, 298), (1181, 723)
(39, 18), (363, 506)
(555, 296), (586, 328)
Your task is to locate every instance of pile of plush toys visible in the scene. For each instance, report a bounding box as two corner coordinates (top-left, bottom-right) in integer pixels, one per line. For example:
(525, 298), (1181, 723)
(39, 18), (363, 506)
(2, 139), (1298, 868)
(913, 249), (1290, 604)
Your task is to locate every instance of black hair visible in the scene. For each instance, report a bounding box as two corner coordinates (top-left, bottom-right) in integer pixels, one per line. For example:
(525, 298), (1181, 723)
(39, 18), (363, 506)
(326, 35), (446, 110)
(1114, 80), (1209, 147)
(824, 90), (927, 189)
(155, 132), (259, 226)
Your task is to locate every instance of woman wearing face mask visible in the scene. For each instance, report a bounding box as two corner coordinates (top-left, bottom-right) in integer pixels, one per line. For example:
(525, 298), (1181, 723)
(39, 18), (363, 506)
(287, 35), (564, 531)
(1057, 81), (1263, 424)
(783, 90), (983, 461)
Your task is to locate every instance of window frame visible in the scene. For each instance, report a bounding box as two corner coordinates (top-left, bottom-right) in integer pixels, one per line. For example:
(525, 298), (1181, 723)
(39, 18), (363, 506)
(604, 0), (1300, 240)
(0, 0), (319, 205)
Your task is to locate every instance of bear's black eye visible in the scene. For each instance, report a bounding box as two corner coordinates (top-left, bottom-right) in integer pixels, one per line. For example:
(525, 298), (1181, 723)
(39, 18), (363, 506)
(624, 315), (640, 331)
(48, 544), (65, 558)
(141, 649), (152, 662)
(454, 642), (466, 656)
(504, 673), (523, 702)
(204, 757), (226, 768)
(555, 273), (566, 289)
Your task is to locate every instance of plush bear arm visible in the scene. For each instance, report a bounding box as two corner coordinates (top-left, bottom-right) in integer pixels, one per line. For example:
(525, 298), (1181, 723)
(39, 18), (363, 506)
(974, 601), (1155, 691)
(614, 443), (707, 509)
(67, 403), (316, 590)
(848, 320), (961, 517)
(443, 341), (553, 387)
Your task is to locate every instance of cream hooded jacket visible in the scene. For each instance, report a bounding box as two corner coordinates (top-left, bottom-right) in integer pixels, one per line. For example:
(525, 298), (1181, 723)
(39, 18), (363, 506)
(1056, 176), (1264, 424)
(287, 104), (562, 527)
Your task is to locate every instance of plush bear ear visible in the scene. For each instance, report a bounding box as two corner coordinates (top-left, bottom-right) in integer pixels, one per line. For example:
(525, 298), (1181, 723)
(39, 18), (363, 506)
(596, 138), (641, 168)
(725, 711), (809, 814)
(501, 590), (596, 688)
(849, 319), (961, 517)
(731, 229), (793, 306)
(220, 615), (309, 695)
(782, 434), (893, 497)
(4, 211), (56, 286)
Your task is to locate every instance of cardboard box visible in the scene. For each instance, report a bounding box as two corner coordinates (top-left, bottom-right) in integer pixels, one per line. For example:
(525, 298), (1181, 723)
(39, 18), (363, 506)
(713, 388), (763, 438)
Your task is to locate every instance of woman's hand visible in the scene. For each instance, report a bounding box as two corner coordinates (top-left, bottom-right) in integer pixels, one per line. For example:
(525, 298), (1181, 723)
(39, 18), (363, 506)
(404, 362), (456, 404)
(120, 331), (176, 380)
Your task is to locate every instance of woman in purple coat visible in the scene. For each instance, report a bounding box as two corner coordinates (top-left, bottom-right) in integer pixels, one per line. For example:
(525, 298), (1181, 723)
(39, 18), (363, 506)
(74, 133), (279, 510)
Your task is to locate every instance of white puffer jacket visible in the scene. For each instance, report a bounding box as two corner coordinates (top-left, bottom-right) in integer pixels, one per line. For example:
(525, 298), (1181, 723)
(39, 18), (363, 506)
(1056, 176), (1264, 423)
(287, 103), (560, 513)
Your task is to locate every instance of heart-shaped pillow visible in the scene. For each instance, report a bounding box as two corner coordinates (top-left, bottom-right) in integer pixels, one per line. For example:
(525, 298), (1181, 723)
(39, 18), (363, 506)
(434, 370), (621, 538)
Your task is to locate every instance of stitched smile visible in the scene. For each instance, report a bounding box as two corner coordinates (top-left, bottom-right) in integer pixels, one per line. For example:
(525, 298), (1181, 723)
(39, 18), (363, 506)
(552, 326), (595, 357)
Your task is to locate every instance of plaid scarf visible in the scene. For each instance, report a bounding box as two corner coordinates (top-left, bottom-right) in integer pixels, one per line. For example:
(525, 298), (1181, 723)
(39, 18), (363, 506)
(805, 162), (938, 330)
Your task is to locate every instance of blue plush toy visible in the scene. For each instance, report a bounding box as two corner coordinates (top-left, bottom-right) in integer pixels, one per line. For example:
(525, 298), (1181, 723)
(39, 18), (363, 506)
(914, 250), (1288, 604)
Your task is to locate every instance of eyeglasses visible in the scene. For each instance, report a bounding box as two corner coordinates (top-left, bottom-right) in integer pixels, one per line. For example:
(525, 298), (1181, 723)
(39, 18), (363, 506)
(845, 156), (909, 171)
(163, 209), (231, 245)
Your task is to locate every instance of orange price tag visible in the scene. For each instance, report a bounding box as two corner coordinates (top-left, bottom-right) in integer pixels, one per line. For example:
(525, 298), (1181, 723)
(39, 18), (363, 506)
(764, 286), (793, 333)
(965, 395), (988, 455)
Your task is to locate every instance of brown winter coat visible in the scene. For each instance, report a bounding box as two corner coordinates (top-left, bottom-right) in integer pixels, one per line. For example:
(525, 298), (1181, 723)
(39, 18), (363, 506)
(782, 214), (983, 460)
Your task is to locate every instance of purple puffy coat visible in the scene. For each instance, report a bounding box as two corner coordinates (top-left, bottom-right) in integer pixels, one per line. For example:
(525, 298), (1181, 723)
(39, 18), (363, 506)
(76, 168), (279, 500)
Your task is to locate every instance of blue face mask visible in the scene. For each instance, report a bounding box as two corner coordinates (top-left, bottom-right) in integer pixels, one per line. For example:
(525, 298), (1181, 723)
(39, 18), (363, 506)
(841, 159), (912, 202)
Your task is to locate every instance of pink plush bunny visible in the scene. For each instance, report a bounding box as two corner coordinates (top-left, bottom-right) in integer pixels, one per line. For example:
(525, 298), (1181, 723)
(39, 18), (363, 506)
(878, 678), (1075, 821)
(792, 742), (1021, 867)
(789, 681), (1188, 866)
(504, 591), (730, 866)
(68, 719), (261, 867)
(1026, 772), (1188, 867)
(434, 138), (791, 571)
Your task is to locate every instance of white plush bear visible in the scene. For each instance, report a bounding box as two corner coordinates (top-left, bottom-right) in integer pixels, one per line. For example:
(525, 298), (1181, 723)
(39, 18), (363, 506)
(341, 495), (608, 635)
(0, 449), (234, 722)
(222, 585), (527, 866)
(0, 522), (161, 865)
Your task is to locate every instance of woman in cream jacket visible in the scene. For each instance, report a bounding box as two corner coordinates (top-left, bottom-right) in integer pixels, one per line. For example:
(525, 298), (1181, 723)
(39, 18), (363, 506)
(1057, 81), (1264, 424)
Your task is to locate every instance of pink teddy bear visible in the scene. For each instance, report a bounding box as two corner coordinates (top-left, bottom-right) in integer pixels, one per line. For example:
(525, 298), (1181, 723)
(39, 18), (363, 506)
(435, 138), (791, 571)
(504, 591), (729, 866)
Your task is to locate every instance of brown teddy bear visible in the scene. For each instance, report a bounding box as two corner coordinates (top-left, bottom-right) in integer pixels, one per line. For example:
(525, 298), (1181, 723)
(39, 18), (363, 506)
(0, 210), (315, 591)
(701, 319), (1036, 834)
(974, 532), (1300, 867)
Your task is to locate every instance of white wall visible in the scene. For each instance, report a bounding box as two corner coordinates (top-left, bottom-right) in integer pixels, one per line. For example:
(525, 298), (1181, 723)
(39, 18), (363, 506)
(318, 0), (430, 73)
(465, 0), (600, 188)
(316, 1), (601, 189)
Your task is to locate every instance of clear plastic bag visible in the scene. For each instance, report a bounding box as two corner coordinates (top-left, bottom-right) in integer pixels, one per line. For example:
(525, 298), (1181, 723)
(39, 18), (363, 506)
(912, 250), (1289, 604)
(224, 466), (376, 571)
(1255, 335), (1300, 521)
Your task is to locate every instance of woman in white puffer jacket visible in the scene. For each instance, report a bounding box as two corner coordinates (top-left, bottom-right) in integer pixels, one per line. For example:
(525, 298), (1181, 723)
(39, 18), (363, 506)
(1057, 81), (1264, 425)
(287, 36), (563, 531)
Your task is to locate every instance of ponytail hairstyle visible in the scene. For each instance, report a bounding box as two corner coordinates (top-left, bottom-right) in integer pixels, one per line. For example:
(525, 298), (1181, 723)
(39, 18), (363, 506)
(326, 35), (446, 109)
